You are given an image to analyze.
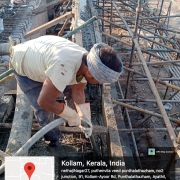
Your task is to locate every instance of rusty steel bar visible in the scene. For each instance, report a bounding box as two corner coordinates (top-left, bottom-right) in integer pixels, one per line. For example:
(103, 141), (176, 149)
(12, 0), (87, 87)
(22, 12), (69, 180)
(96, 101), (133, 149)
(117, 82), (142, 168)
(108, 1), (113, 46)
(98, 17), (180, 62)
(112, 1), (177, 149)
(112, 100), (180, 126)
(116, 99), (180, 103)
(119, 78), (180, 82)
(123, 66), (180, 91)
(124, 0), (142, 99)
(117, 128), (180, 132)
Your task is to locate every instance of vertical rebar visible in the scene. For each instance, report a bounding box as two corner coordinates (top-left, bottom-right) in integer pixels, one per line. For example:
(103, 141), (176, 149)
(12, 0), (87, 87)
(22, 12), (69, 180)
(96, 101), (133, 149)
(102, 0), (104, 32)
(163, 73), (172, 100)
(166, 1), (172, 29)
(148, 0), (164, 62)
(124, 0), (141, 99)
(118, 81), (142, 168)
(109, 0), (113, 46)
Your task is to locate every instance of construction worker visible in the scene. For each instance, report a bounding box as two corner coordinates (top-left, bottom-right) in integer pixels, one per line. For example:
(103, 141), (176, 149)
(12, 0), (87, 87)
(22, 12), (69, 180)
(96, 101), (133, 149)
(10, 35), (123, 149)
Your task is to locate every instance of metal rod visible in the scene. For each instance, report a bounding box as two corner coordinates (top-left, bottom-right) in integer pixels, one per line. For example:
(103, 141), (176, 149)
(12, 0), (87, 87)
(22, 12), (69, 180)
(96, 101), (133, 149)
(63, 16), (97, 38)
(124, 0), (141, 99)
(0, 69), (13, 80)
(117, 81), (142, 168)
(126, 60), (180, 66)
(108, 0), (113, 46)
(124, 66), (180, 91)
(119, 78), (180, 82)
(101, 28), (180, 66)
(98, 16), (180, 53)
(125, 48), (177, 52)
(125, 14), (180, 21)
(113, 1), (177, 149)
(112, 100), (180, 125)
(163, 74), (172, 100)
(166, 1), (172, 29)
(116, 99), (180, 103)
(117, 128), (180, 133)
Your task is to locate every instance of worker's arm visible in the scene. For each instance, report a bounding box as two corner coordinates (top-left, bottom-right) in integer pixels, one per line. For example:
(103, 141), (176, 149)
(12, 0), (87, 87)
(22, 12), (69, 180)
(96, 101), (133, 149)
(37, 77), (80, 126)
(37, 77), (63, 114)
(72, 83), (92, 137)
(71, 83), (86, 105)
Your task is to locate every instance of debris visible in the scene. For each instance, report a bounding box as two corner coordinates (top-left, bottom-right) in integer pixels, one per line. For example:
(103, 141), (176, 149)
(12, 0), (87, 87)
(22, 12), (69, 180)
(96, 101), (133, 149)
(164, 103), (173, 111)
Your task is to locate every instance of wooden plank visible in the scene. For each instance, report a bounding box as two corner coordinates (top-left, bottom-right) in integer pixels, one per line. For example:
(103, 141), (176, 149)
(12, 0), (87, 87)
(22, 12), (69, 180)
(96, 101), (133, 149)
(0, 95), (14, 123)
(71, 0), (84, 46)
(89, 0), (102, 43)
(4, 90), (17, 95)
(24, 12), (73, 38)
(0, 75), (16, 98)
(58, 17), (71, 36)
(5, 84), (33, 156)
(32, 0), (68, 15)
(102, 83), (124, 158)
(0, 123), (108, 135)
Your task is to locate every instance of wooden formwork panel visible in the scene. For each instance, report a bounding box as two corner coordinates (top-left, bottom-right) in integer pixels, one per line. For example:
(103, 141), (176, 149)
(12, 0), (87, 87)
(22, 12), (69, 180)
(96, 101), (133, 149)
(102, 83), (124, 158)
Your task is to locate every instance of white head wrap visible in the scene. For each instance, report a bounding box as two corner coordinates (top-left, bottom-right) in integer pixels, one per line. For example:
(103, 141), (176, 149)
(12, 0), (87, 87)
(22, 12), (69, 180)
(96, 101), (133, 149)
(87, 43), (123, 83)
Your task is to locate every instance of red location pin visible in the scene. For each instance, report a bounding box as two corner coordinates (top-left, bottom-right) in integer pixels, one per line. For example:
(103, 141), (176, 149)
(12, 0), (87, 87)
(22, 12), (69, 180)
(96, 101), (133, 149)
(24, 162), (35, 180)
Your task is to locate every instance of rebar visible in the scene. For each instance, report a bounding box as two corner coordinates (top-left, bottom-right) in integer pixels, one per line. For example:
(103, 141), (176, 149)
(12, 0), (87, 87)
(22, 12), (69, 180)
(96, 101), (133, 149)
(112, 100), (180, 125)
(116, 99), (180, 103)
(112, 1), (178, 150)
(124, 0), (142, 99)
(117, 81), (142, 168)
(124, 66), (180, 91)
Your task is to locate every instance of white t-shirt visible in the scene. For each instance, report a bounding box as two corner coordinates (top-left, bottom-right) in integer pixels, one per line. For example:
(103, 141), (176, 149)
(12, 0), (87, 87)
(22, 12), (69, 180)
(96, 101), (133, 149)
(11, 35), (88, 92)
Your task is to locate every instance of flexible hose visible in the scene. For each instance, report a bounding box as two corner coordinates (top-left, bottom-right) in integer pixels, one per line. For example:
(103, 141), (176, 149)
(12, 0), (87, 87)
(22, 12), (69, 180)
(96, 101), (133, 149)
(0, 118), (67, 174)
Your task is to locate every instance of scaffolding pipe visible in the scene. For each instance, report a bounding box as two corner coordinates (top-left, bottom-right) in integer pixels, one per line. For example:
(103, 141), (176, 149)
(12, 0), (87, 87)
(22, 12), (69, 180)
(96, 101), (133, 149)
(63, 16), (97, 39)
(113, 1), (177, 150)
(119, 78), (180, 82)
(0, 69), (13, 81)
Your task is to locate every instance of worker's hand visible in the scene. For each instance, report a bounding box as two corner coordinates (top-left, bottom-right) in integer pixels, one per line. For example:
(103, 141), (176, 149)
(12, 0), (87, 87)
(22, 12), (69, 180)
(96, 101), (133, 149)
(75, 103), (92, 138)
(58, 105), (81, 126)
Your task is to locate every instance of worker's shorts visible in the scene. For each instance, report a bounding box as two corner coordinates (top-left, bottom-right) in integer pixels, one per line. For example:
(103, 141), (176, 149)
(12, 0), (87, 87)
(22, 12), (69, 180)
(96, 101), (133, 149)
(13, 70), (73, 142)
